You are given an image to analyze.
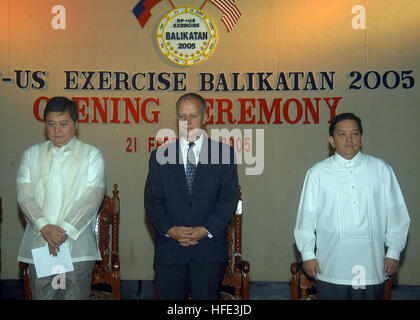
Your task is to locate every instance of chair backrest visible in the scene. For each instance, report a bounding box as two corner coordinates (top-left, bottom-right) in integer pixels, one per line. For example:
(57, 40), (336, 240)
(224, 185), (243, 278)
(221, 185), (250, 299)
(91, 184), (121, 299)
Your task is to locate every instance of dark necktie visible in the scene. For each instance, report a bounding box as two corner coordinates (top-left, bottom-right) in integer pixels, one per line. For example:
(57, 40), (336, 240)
(186, 142), (197, 194)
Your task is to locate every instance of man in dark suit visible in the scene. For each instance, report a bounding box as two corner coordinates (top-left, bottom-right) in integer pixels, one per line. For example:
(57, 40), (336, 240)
(145, 93), (238, 300)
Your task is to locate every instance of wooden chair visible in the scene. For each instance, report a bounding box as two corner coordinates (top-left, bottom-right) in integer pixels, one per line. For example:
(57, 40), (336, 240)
(91, 184), (120, 299)
(220, 185), (250, 300)
(153, 185), (250, 300)
(290, 261), (392, 300)
(19, 184), (121, 300)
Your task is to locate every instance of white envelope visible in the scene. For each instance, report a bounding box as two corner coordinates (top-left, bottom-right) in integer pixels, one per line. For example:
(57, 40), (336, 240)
(31, 242), (74, 278)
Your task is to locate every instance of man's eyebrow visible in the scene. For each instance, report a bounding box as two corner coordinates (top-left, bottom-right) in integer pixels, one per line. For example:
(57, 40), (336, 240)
(336, 128), (360, 131)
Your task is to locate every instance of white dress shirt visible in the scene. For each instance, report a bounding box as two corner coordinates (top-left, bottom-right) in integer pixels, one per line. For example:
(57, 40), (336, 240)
(294, 151), (410, 285)
(179, 134), (203, 170)
(17, 137), (105, 263)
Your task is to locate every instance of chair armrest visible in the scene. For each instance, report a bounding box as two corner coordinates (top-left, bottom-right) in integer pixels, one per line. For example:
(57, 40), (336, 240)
(18, 262), (32, 300)
(383, 277), (392, 300)
(290, 261), (303, 275)
(290, 262), (303, 300)
(232, 258), (250, 300)
(111, 253), (120, 272)
(19, 262), (28, 271)
(235, 259), (250, 274)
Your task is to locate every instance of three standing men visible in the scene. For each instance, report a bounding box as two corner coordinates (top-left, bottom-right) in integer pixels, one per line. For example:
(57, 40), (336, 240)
(145, 93), (239, 299)
(17, 97), (105, 299)
(294, 113), (410, 299)
(16, 95), (410, 300)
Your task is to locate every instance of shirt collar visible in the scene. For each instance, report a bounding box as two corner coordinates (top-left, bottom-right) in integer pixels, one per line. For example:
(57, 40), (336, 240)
(180, 133), (204, 151)
(48, 136), (77, 153)
(333, 151), (364, 169)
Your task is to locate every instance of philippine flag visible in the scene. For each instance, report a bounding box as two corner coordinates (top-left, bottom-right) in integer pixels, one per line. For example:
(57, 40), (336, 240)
(132, 0), (162, 28)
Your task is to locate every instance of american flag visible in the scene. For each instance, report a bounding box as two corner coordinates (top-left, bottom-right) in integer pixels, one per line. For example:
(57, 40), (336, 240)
(209, 0), (241, 32)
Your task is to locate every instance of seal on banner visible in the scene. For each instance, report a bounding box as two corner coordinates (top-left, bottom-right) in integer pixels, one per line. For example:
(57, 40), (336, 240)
(156, 7), (218, 66)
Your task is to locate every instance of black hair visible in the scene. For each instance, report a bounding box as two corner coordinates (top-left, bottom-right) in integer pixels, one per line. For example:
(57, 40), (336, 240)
(329, 113), (363, 137)
(43, 96), (78, 122)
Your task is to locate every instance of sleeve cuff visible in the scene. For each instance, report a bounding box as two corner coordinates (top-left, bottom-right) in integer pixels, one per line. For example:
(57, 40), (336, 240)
(61, 221), (79, 240)
(301, 251), (316, 261)
(386, 248), (401, 261)
(35, 217), (49, 235)
(160, 225), (174, 242)
(203, 227), (213, 239)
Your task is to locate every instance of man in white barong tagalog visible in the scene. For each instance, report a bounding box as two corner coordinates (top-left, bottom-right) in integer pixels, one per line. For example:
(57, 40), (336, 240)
(294, 112), (410, 300)
(17, 96), (106, 300)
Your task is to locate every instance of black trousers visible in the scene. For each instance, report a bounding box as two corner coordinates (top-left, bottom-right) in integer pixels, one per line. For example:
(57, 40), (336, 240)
(316, 279), (385, 300)
(155, 262), (226, 300)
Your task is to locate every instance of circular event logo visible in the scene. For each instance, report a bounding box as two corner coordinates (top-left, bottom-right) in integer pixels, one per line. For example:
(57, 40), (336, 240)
(157, 7), (217, 66)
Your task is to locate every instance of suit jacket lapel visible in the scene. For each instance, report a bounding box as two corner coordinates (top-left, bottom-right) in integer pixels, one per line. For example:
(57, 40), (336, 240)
(172, 140), (190, 196)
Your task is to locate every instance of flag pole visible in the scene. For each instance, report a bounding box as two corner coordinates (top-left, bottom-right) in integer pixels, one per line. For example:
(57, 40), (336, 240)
(200, 0), (209, 10)
(168, 0), (175, 9)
